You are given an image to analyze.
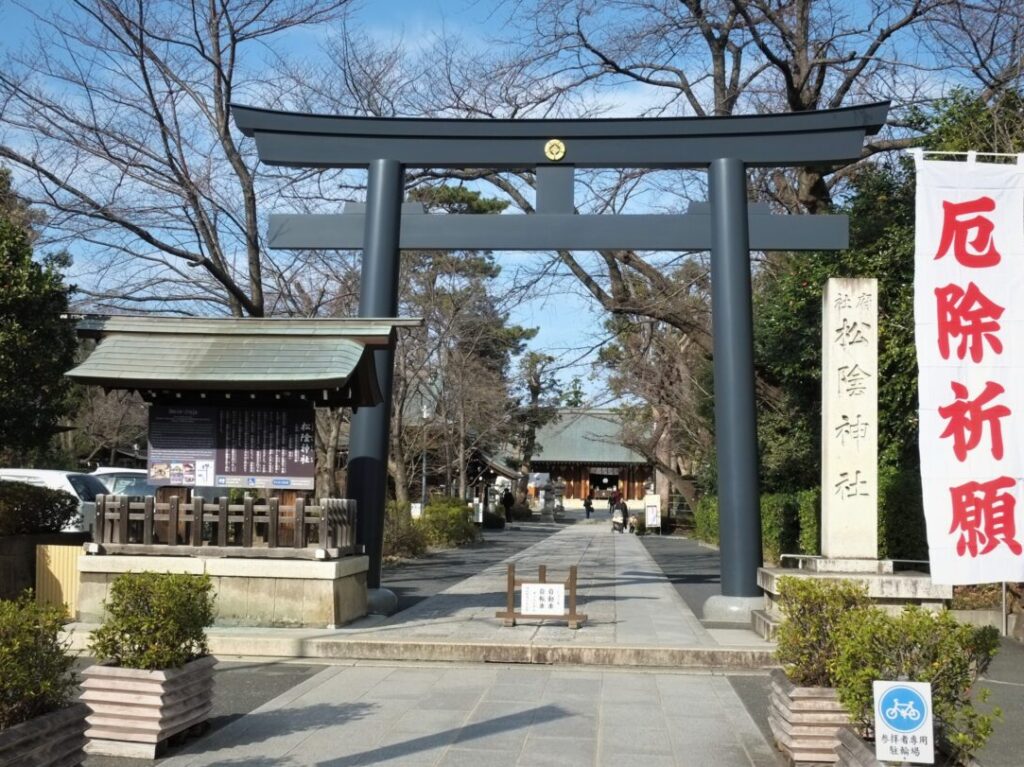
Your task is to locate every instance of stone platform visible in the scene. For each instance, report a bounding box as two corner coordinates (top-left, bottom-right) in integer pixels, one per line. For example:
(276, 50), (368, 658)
(77, 553), (368, 628)
(68, 524), (775, 669)
(753, 556), (952, 639)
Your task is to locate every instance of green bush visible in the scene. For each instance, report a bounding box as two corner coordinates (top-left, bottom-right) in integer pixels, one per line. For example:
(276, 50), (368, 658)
(760, 493), (799, 564)
(482, 510), (505, 530)
(775, 576), (870, 687)
(510, 503), (533, 521)
(832, 607), (1001, 764)
(693, 495), (719, 545)
(89, 572), (215, 670)
(0, 593), (76, 730)
(796, 488), (820, 555)
(383, 501), (428, 559)
(878, 463), (928, 560)
(420, 497), (478, 547)
(0, 482), (79, 535)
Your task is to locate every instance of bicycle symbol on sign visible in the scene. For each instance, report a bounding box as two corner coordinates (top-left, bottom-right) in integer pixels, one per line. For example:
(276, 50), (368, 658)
(878, 685), (929, 734)
(885, 699), (921, 722)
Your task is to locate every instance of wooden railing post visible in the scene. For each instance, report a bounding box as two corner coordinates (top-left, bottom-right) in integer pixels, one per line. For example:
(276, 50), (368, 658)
(143, 496), (154, 545)
(294, 497), (306, 548)
(242, 496), (254, 548)
(96, 494), (107, 543)
(168, 496), (179, 546)
(118, 496), (129, 544)
(191, 493), (204, 547)
(268, 497), (279, 548)
(318, 498), (329, 550)
(217, 497), (229, 547)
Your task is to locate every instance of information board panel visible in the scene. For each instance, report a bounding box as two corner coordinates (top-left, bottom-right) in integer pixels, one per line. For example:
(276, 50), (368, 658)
(148, 405), (315, 490)
(521, 583), (565, 615)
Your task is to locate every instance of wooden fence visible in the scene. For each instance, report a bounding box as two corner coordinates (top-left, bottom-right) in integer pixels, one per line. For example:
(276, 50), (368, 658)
(93, 495), (357, 560)
(36, 545), (81, 616)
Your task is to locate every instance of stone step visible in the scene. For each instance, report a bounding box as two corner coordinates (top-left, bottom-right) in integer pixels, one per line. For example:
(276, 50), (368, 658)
(751, 608), (780, 640)
(65, 624), (776, 668)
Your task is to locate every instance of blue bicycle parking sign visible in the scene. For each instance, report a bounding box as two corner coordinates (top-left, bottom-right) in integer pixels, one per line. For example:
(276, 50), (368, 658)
(878, 686), (928, 733)
(873, 680), (935, 764)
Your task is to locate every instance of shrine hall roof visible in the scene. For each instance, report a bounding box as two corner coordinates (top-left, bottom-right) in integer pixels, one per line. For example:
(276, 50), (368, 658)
(531, 410), (648, 466)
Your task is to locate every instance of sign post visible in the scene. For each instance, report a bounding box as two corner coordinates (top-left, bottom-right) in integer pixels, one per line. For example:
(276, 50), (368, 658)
(873, 680), (934, 764)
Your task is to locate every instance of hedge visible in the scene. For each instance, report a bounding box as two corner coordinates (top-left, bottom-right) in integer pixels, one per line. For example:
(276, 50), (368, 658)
(0, 482), (79, 536)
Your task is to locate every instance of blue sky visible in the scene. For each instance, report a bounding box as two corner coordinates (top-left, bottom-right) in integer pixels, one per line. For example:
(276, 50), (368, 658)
(0, 0), (617, 397)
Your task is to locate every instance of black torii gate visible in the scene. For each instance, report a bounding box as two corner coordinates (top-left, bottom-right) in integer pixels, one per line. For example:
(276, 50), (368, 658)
(233, 102), (889, 619)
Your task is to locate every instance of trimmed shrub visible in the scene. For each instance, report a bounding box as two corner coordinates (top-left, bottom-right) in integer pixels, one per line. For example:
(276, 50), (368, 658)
(89, 572), (215, 670)
(510, 503), (534, 521)
(0, 481), (79, 535)
(775, 576), (870, 687)
(693, 495), (719, 545)
(420, 497), (478, 547)
(878, 463), (928, 560)
(0, 593), (76, 730)
(796, 488), (820, 555)
(832, 607), (1001, 764)
(482, 510), (506, 530)
(383, 501), (428, 559)
(760, 493), (799, 564)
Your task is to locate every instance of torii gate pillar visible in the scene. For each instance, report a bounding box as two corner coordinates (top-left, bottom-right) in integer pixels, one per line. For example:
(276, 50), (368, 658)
(704, 157), (763, 619)
(348, 159), (404, 595)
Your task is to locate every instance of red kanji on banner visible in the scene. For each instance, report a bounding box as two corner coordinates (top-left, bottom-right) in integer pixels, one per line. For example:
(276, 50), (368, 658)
(949, 476), (1023, 557)
(934, 196), (1002, 267)
(935, 282), (1004, 362)
(938, 381), (1011, 461)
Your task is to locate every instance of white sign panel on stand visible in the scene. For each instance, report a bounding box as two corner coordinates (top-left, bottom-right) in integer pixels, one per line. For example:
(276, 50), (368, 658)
(643, 494), (661, 529)
(410, 502), (422, 520)
(521, 583), (565, 615)
(873, 680), (934, 764)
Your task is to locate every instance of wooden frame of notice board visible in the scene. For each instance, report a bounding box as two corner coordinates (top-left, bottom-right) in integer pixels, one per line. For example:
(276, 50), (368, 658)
(495, 563), (587, 630)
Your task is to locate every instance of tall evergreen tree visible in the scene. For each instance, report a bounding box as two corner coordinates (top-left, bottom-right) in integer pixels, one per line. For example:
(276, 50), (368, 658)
(0, 169), (77, 465)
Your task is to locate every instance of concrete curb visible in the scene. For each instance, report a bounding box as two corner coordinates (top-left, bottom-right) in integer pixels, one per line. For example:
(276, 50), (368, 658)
(65, 623), (775, 669)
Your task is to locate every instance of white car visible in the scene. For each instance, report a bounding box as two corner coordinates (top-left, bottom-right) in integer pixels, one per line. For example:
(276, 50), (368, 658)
(91, 467), (149, 495)
(0, 469), (109, 534)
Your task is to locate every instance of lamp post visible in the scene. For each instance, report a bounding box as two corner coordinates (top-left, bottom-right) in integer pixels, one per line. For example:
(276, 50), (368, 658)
(420, 402), (430, 508)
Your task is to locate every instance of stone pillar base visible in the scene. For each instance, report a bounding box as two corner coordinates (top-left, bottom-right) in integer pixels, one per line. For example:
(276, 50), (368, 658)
(701, 595), (764, 624)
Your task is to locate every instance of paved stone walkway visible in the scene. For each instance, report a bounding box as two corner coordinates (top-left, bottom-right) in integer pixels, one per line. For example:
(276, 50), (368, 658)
(352, 520), (713, 647)
(151, 524), (782, 766)
(160, 661), (783, 767)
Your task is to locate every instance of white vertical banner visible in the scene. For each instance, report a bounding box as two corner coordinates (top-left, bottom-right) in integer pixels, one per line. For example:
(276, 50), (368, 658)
(915, 155), (1024, 584)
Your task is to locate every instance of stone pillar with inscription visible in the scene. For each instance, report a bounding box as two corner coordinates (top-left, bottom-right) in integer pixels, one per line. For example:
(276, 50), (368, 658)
(752, 277), (951, 641)
(821, 277), (878, 559)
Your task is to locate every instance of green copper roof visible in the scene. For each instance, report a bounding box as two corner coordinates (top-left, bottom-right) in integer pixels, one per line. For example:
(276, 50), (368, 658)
(66, 315), (422, 405)
(532, 410), (647, 465)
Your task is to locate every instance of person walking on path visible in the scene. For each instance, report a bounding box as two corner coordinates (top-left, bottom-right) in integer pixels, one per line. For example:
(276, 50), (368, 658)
(583, 493), (594, 519)
(500, 487), (515, 523)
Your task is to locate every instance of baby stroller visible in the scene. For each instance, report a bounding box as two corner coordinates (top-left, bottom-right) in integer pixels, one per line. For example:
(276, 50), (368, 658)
(611, 502), (627, 534)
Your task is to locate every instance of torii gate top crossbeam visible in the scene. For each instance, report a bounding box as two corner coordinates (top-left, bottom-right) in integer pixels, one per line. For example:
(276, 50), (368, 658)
(232, 102), (889, 170)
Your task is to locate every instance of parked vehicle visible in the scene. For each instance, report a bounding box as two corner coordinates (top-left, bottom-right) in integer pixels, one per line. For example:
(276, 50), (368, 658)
(0, 469), (109, 533)
(91, 467), (148, 495)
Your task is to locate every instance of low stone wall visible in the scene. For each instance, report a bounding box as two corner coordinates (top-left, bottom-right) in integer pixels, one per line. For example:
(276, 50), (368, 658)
(78, 554), (368, 628)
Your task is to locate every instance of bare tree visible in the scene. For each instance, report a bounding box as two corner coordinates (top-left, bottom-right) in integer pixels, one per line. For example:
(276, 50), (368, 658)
(0, 0), (351, 317)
